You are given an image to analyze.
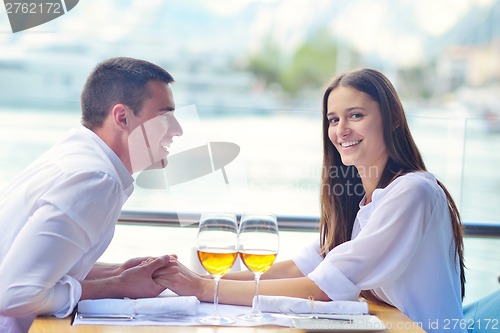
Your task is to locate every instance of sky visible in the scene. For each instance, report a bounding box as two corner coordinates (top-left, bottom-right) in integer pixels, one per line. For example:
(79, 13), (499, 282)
(0, 0), (497, 66)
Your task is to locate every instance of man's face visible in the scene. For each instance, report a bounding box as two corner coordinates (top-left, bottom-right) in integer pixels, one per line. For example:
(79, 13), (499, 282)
(128, 80), (183, 173)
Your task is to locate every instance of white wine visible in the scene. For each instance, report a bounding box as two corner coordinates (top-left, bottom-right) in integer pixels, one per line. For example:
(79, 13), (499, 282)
(198, 249), (238, 276)
(239, 249), (277, 274)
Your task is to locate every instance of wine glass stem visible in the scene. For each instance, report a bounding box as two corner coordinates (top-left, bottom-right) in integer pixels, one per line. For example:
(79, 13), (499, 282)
(213, 276), (221, 317)
(252, 273), (262, 315)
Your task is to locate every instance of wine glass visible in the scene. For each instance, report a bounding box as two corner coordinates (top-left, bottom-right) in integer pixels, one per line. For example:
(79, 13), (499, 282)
(196, 212), (238, 325)
(237, 212), (279, 322)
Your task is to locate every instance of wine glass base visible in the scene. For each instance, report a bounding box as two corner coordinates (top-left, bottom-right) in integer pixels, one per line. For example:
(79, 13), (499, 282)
(197, 315), (235, 325)
(237, 312), (275, 322)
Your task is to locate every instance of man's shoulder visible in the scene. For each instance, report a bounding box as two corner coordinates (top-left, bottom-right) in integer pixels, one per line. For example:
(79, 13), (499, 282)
(50, 128), (118, 176)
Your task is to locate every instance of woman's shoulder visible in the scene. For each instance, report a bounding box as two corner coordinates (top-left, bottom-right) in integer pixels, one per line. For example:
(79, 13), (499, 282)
(375, 171), (441, 201)
(394, 171), (436, 185)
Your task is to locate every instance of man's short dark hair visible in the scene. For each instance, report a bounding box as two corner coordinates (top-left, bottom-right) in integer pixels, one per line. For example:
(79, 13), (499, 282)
(81, 57), (174, 130)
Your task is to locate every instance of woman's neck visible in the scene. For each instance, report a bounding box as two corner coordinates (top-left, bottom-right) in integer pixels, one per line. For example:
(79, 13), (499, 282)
(357, 160), (387, 204)
(361, 178), (377, 204)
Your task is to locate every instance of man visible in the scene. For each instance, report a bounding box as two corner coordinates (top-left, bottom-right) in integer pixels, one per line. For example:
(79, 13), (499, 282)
(0, 57), (183, 333)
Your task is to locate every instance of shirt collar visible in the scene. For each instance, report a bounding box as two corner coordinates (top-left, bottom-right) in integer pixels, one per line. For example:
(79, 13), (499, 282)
(79, 126), (134, 193)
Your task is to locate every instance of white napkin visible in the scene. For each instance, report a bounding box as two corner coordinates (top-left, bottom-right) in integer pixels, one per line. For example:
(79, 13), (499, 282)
(258, 296), (368, 315)
(77, 296), (199, 316)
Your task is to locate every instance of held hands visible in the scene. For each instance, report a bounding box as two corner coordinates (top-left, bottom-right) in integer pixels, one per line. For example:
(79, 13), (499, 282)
(115, 256), (170, 299)
(152, 257), (210, 301)
(113, 255), (178, 299)
(81, 254), (180, 300)
(118, 254), (179, 274)
(83, 255), (206, 300)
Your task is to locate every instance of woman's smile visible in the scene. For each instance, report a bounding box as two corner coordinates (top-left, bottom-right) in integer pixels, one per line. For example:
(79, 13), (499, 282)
(339, 140), (362, 149)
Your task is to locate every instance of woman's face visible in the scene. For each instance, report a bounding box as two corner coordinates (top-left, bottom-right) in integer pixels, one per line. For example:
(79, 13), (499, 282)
(326, 86), (388, 176)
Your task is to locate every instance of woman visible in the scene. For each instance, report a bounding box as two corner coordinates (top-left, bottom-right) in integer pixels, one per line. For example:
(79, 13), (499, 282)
(156, 68), (466, 332)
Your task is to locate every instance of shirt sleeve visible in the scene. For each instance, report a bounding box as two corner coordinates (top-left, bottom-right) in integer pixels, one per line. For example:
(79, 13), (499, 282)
(308, 175), (437, 301)
(0, 171), (122, 318)
(291, 238), (323, 276)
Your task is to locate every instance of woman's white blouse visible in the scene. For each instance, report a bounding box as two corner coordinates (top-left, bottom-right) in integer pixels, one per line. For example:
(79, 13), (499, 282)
(0, 127), (134, 333)
(292, 172), (465, 333)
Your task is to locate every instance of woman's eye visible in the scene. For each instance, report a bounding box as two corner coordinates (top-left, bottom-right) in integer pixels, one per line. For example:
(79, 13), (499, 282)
(328, 117), (339, 124)
(350, 113), (363, 119)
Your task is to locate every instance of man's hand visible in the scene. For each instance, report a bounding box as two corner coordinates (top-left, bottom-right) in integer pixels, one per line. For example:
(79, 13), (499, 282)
(81, 255), (177, 300)
(119, 254), (177, 274)
(86, 254), (179, 280)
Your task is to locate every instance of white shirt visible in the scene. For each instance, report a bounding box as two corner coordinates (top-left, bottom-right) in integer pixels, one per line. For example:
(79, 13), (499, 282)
(0, 127), (134, 333)
(292, 172), (465, 333)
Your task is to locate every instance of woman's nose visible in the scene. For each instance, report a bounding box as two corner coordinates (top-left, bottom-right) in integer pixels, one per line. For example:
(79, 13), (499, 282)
(336, 119), (350, 138)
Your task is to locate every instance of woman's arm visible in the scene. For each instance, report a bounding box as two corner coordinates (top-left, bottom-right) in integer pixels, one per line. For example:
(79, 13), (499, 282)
(223, 259), (304, 281)
(261, 259), (305, 279)
(154, 258), (328, 306)
(217, 277), (330, 306)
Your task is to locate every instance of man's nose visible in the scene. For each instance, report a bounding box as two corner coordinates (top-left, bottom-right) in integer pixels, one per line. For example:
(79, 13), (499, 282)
(171, 116), (183, 137)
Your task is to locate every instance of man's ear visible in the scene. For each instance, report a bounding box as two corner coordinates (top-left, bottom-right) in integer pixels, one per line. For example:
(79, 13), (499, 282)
(112, 104), (128, 130)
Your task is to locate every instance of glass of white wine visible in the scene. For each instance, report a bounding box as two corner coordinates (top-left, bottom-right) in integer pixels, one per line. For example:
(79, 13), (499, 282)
(196, 212), (238, 325)
(237, 212), (279, 322)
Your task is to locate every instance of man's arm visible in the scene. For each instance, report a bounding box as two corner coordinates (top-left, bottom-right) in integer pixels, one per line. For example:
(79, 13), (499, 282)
(85, 263), (121, 280)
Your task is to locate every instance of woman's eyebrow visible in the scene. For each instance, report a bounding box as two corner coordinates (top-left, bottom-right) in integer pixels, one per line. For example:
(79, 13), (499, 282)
(345, 106), (366, 112)
(327, 106), (366, 117)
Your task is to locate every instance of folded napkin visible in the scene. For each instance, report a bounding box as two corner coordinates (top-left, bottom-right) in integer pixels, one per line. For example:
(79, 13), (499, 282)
(77, 296), (199, 316)
(258, 296), (368, 315)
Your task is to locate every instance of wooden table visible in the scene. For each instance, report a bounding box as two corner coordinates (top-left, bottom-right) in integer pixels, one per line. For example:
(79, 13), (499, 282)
(29, 303), (426, 333)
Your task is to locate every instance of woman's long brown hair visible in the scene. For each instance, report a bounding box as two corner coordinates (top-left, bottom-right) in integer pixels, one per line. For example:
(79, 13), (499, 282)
(319, 68), (465, 301)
